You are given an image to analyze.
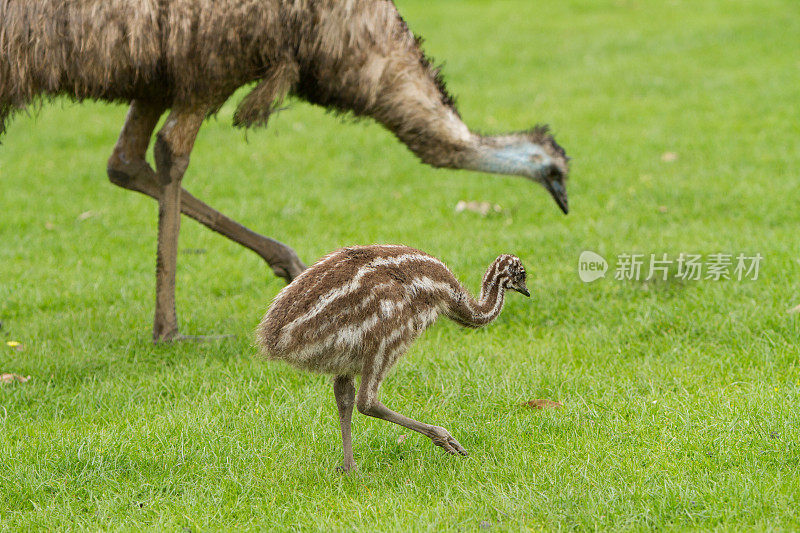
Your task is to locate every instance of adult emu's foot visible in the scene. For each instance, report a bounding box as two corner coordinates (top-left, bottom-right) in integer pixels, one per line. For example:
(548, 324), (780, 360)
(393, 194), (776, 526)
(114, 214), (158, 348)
(156, 333), (237, 344)
(335, 463), (358, 474)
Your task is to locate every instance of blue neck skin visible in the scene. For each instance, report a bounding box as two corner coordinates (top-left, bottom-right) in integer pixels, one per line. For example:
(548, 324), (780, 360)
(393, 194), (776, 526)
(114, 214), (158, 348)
(469, 142), (551, 180)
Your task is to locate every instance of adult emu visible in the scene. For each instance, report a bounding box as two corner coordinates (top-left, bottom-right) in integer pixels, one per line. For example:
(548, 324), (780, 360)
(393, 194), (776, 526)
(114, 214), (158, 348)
(0, 0), (570, 342)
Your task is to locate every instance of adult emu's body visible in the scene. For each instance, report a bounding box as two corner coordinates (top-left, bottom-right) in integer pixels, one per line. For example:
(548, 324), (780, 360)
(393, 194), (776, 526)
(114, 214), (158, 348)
(0, 0), (570, 342)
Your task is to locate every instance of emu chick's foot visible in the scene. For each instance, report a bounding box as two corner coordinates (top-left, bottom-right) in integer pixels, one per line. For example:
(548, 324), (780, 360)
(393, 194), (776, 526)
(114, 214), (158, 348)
(153, 332), (236, 344)
(428, 426), (468, 456)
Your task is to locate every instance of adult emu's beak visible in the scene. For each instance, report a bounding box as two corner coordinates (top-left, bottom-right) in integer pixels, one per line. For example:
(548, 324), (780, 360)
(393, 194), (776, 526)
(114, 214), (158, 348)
(545, 180), (569, 214)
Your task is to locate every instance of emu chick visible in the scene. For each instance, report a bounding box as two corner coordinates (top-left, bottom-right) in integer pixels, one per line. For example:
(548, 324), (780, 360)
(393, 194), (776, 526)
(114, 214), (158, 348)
(257, 244), (530, 471)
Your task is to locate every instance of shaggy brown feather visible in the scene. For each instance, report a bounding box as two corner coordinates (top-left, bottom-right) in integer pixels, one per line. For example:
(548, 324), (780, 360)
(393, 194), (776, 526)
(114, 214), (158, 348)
(0, 0), (567, 178)
(1, 1), (455, 137)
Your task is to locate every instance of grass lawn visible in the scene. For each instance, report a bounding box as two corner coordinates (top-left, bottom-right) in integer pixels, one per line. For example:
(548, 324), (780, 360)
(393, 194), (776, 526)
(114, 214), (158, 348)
(2, 0), (800, 530)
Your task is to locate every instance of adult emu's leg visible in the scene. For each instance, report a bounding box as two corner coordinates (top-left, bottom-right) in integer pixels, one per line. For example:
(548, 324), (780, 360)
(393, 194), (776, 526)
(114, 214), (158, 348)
(356, 361), (468, 457)
(108, 100), (306, 283)
(150, 107), (208, 341)
(333, 375), (357, 472)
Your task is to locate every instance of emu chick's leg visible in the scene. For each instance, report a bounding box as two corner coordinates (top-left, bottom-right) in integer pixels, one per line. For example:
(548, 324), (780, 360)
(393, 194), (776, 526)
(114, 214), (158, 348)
(333, 375), (357, 472)
(356, 365), (468, 456)
(108, 100), (306, 283)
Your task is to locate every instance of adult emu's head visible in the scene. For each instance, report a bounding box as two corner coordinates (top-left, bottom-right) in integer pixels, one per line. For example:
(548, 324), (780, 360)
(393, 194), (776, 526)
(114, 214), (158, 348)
(463, 127), (570, 213)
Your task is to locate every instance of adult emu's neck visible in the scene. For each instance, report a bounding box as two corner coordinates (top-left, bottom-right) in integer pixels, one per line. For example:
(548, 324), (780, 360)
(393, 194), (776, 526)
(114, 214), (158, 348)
(287, 0), (569, 194)
(445, 260), (507, 328)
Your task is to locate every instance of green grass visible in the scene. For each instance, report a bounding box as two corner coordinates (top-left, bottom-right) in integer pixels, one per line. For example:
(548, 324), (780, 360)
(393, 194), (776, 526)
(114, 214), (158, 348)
(2, 0), (800, 530)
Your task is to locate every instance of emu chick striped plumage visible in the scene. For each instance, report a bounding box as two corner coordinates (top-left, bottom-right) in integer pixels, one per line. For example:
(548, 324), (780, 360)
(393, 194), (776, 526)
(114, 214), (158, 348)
(257, 245), (530, 471)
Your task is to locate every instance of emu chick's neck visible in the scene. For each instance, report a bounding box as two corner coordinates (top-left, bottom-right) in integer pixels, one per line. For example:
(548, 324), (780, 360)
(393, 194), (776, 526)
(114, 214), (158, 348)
(446, 260), (507, 328)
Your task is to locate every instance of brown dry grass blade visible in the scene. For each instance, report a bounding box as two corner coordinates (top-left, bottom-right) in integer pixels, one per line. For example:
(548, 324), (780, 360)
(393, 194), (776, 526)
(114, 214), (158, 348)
(522, 399), (563, 410)
(1, 373), (31, 384)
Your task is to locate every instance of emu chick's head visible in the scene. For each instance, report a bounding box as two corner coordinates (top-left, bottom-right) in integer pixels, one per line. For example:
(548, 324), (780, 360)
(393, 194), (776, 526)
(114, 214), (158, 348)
(496, 255), (530, 297)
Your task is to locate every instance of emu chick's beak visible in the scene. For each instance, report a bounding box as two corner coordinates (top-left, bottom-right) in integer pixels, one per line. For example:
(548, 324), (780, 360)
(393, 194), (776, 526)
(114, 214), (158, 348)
(513, 284), (531, 297)
(545, 180), (569, 214)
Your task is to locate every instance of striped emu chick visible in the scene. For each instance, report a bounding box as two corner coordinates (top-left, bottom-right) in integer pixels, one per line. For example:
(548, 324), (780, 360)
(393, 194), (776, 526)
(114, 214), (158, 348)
(257, 245), (530, 471)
